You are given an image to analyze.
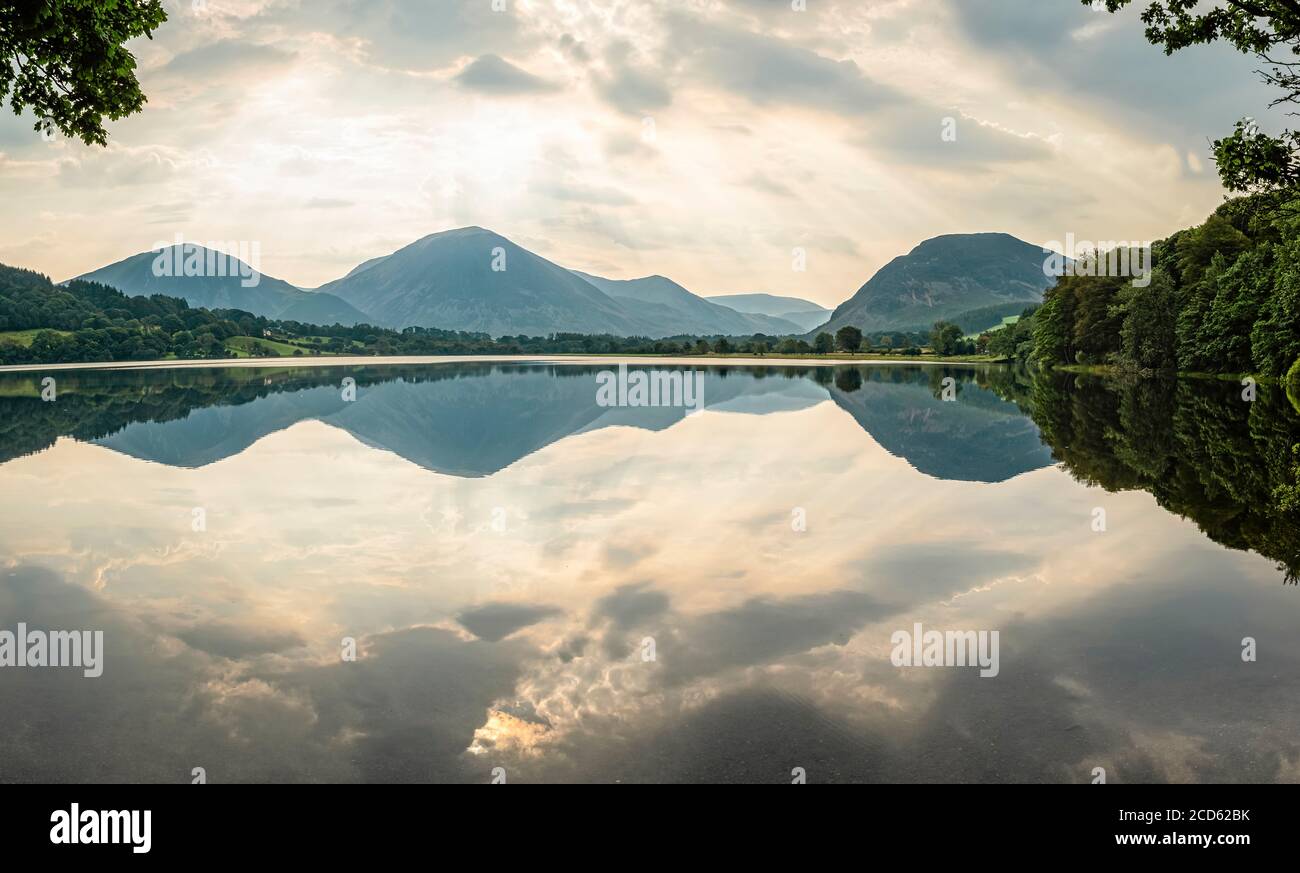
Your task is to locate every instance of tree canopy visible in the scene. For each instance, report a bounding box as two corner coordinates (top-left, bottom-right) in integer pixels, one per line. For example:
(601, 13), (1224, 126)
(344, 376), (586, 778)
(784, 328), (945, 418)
(0, 1), (167, 145)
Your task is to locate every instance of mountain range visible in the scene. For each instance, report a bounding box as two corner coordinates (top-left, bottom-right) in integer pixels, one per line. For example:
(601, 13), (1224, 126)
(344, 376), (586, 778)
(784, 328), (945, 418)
(72, 228), (1057, 339)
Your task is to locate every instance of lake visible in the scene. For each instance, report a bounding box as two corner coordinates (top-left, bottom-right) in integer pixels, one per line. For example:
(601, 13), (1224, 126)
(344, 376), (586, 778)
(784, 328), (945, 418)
(1, 361), (1298, 783)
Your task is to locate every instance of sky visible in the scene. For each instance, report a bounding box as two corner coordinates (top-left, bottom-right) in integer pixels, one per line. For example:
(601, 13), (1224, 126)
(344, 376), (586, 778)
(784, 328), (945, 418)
(0, 0), (1284, 307)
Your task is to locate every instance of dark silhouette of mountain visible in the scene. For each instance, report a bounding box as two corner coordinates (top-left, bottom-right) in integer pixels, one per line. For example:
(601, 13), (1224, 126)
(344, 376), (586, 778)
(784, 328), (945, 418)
(818, 233), (1054, 335)
(73, 245), (372, 325)
(572, 271), (802, 336)
(707, 292), (831, 332)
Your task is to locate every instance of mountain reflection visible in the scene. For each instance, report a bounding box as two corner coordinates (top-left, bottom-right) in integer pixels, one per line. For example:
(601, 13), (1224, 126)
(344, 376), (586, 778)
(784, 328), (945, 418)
(0, 362), (1051, 481)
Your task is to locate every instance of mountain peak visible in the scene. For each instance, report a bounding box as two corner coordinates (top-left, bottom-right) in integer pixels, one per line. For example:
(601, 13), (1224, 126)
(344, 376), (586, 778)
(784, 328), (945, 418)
(818, 232), (1051, 336)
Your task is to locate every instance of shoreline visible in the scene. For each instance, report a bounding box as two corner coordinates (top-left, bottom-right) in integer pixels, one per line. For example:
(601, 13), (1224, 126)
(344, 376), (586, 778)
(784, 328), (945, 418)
(0, 353), (1002, 374)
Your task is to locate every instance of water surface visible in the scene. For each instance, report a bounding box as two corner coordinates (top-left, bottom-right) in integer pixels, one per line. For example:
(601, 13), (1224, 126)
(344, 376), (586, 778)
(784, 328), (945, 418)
(1, 362), (1297, 783)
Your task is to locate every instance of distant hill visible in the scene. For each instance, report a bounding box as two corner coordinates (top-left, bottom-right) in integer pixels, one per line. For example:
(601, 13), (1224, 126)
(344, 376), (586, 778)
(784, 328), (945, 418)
(573, 272), (802, 336)
(316, 227), (646, 337)
(74, 245), (372, 326)
(817, 233), (1054, 335)
(706, 292), (831, 332)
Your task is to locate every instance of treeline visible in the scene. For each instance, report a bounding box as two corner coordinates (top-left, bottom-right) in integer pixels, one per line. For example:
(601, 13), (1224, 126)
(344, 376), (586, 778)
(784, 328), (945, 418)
(0, 263), (827, 365)
(1027, 194), (1300, 376)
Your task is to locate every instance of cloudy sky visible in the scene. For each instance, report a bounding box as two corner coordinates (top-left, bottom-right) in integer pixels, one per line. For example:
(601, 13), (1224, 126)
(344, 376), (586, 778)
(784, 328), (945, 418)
(0, 0), (1280, 306)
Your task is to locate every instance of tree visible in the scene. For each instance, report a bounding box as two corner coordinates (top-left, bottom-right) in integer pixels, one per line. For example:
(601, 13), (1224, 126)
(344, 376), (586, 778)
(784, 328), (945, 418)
(0, 1), (168, 145)
(1092, 1), (1300, 194)
(813, 332), (834, 354)
(1119, 268), (1179, 371)
(835, 325), (863, 353)
(929, 321), (963, 356)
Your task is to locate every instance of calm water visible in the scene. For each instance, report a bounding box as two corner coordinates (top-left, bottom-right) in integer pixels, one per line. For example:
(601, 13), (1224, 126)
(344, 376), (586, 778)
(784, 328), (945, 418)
(1, 362), (1298, 783)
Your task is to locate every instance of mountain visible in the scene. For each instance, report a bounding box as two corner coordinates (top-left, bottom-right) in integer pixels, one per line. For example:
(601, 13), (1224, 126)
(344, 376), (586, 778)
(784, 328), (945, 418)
(316, 227), (644, 337)
(706, 292), (831, 332)
(74, 245), (372, 326)
(572, 271), (802, 336)
(817, 233), (1055, 335)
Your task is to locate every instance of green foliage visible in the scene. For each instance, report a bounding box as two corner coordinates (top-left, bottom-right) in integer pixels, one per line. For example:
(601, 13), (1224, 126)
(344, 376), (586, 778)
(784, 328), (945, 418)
(1278, 443), (1300, 514)
(928, 321), (968, 356)
(1118, 268), (1178, 372)
(983, 306), (1040, 362)
(1033, 194), (1300, 373)
(1287, 355), (1300, 412)
(1214, 121), (1300, 195)
(834, 325), (863, 352)
(813, 332), (834, 354)
(0, 1), (168, 145)
(1032, 282), (1074, 365)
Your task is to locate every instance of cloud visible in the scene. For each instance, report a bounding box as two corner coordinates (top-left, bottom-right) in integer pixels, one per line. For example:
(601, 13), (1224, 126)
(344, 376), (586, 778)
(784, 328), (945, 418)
(530, 179), (636, 206)
(667, 15), (898, 115)
(454, 54), (559, 95)
(743, 171), (798, 198)
(595, 62), (672, 116)
(175, 621), (306, 660)
(163, 40), (295, 77)
(305, 197), (355, 210)
(944, 0), (1276, 141)
(863, 108), (1055, 166)
(261, 0), (528, 73)
(56, 145), (189, 188)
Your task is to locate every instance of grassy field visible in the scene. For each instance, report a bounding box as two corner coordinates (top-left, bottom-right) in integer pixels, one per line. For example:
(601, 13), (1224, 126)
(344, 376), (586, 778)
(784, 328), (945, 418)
(0, 329), (73, 348)
(224, 335), (316, 357)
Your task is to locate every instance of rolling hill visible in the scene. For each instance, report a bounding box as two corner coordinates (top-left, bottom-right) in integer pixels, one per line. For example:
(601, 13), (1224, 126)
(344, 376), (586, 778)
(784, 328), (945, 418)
(817, 233), (1055, 335)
